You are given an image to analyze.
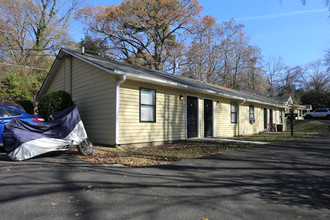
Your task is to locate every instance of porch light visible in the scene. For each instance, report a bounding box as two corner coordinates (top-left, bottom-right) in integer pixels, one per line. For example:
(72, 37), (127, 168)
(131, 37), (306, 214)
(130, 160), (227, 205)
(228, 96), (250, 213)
(179, 95), (184, 100)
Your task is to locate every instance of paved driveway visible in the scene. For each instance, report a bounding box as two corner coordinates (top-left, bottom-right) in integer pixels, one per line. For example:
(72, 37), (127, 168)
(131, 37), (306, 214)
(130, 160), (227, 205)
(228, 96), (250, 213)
(1, 131), (330, 220)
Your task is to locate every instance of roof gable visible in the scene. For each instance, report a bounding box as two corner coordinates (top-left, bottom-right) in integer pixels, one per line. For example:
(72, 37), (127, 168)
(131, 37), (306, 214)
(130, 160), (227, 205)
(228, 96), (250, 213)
(271, 96), (293, 104)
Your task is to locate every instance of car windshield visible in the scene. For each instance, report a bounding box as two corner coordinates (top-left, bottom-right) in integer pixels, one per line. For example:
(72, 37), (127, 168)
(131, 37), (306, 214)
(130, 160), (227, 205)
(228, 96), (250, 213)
(7, 105), (26, 112)
(0, 103), (26, 112)
(5, 108), (22, 116)
(0, 108), (22, 117)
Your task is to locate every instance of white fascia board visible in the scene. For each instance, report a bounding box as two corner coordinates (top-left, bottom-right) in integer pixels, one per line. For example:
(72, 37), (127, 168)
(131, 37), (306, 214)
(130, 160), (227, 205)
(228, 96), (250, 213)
(62, 49), (116, 75)
(115, 70), (246, 101)
(116, 70), (286, 109)
(248, 99), (286, 109)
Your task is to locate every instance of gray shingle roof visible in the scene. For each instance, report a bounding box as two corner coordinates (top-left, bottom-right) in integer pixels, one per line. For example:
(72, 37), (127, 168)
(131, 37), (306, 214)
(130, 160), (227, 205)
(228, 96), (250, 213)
(270, 96), (291, 103)
(63, 49), (283, 107)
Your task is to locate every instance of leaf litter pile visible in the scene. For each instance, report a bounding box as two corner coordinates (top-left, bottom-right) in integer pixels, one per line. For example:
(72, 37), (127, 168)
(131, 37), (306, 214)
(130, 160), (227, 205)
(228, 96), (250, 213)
(71, 141), (251, 167)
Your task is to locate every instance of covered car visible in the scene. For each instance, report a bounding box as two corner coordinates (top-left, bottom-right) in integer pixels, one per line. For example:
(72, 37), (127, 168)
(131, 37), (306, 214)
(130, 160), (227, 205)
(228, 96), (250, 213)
(0, 106), (44, 148)
(3, 105), (92, 161)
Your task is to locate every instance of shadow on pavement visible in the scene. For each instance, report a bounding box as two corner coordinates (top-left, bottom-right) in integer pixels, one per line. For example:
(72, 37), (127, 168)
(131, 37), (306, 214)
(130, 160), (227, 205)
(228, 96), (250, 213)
(0, 132), (329, 219)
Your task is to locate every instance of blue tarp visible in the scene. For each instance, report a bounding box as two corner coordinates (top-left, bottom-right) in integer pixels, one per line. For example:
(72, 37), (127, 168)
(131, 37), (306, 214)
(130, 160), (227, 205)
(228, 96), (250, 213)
(3, 106), (88, 161)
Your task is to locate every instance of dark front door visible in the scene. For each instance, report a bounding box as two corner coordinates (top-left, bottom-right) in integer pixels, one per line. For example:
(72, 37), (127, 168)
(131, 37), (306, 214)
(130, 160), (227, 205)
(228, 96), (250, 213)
(269, 109), (273, 124)
(264, 108), (268, 129)
(204, 99), (213, 137)
(187, 96), (198, 138)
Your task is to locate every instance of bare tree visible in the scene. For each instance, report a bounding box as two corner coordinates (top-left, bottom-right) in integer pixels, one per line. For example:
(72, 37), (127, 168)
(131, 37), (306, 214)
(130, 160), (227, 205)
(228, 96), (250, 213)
(325, 48), (330, 74)
(304, 60), (329, 92)
(240, 46), (267, 94)
(181, 15), (219, 82)
(263, 56), (285, 97)
(0, 0), (82, 101)
(0, 0), (81, 65)
(181, 18), (265, 93)
(278, 65), (304, 102)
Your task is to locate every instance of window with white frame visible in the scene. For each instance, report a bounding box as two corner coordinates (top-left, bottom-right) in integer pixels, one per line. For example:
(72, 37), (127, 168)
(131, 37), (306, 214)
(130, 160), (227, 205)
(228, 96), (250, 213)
(140, 88), (156, 122)
(249, 105), (255, 122)
(231, 102), (238, 123)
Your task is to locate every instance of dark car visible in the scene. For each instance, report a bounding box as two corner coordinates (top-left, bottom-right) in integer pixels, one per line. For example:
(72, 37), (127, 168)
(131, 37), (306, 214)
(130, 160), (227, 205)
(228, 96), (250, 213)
(0, 106), (44, 147)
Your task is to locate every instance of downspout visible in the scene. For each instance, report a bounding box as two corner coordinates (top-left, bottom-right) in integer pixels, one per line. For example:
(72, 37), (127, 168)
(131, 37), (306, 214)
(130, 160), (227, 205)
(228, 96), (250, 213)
(238, 98), (247, 136)
(115, 74), (127, 146)
(70, 56), (73, 95)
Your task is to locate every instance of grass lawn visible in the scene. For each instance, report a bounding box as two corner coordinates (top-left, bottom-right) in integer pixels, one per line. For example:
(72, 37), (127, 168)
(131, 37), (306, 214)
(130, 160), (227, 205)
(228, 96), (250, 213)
(242, 133), (309, 142)
(291, 120), (329, 132)
(75, 120), (328, 167)
(242, 120), (328, 142)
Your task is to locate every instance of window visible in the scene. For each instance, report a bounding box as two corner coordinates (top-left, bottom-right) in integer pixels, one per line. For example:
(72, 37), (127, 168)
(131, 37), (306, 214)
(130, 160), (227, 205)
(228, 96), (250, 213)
(0, 108), (22, 118)
(280, 110), (283, 123)
(249, 105), (255, 120)
(5, 108), (22, 116)
(140, 88), (156, 122)
(231, 102), (238, 123)
(0, 108), (10, 118)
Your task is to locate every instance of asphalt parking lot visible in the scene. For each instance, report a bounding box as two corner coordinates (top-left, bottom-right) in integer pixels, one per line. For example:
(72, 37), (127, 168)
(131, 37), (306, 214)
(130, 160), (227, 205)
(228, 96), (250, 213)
(1, 130), (330, 220)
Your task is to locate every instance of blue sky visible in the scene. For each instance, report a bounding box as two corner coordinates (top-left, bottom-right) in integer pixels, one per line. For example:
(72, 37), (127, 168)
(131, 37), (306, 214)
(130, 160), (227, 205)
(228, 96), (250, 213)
(74, 0), (330, 67)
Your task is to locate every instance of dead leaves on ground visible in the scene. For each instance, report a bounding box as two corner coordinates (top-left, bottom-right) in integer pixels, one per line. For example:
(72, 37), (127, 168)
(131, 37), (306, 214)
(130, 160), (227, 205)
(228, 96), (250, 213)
(75, 141), (250, 167)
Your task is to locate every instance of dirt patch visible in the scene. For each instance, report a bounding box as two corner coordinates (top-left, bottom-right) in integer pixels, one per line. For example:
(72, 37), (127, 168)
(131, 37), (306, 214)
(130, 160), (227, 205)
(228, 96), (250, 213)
(71, 141), (251, 167)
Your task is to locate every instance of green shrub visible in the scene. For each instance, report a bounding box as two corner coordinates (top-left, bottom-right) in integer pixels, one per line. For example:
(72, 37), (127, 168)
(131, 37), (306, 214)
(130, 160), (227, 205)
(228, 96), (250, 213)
(38, 90), (75, 121)
(16, 100), (35, 114)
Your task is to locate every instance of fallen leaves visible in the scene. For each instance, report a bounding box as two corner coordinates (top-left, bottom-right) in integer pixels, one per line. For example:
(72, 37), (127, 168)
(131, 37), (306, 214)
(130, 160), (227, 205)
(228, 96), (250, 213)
(74, 141), (251, 167)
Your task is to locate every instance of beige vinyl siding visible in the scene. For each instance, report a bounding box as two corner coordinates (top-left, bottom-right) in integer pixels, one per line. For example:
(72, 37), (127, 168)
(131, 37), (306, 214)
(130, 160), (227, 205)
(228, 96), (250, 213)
(45, 57), (116, 145)
(118, 80), (287, 145)
(214, 102), (286, 137)
(213, 98), (238, 137)
(46, 61), (66, 92)
(118, 81), (187, 145)
(239, 104), (251, 135)
(199, 96), (239, 138)
(275, 109), (286, 130)
(240, 104), (265, 135)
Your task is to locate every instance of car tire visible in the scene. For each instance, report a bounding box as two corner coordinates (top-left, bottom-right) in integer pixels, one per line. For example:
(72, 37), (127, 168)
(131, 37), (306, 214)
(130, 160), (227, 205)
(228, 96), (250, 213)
(77, 138), (93, 156)
(305, 115), (312, 119)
